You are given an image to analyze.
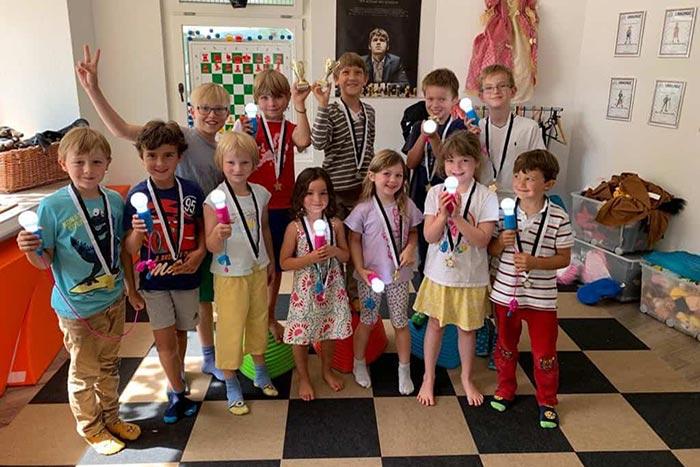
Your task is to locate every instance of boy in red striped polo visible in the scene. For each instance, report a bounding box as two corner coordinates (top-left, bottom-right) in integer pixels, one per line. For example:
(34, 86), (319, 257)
(487, 149), (573, 428)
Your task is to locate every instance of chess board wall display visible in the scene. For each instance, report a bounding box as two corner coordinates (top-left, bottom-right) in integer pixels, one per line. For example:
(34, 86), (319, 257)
(184, 27), (294, 130)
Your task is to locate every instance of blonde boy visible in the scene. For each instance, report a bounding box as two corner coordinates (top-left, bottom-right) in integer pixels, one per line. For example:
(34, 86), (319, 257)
(474, 64), (545, 197)
(204, 131), (278, 415)
(16, 128), (142, 455)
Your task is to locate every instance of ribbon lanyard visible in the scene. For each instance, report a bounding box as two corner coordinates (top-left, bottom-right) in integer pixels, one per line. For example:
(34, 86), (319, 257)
(146, 178), (184, 260)
(372, 195), (403, 272)
(340, 98), (369, 171)
(485, 113), (515, 180)
(68, 184), (115, 281)
(301, 216), (334, 291)
(515, 197), (550, 258)
(424, 116), (453, 182)
(260, 115), (287, 188)
(445, 180), (476, 252)
(224, 180), (260, 259)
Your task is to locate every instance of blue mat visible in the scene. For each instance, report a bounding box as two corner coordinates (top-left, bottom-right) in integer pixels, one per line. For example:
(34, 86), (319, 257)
(643, 251), (700, 282)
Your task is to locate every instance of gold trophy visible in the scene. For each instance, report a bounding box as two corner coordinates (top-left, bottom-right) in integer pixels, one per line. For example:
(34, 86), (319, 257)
(317, 58), (338, 91)
(291, 61), (309, 91)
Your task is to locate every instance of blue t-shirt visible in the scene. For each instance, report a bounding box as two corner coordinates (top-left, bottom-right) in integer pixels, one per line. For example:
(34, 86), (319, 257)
(407, 118), (467, 212)
(123, 177), (204, 291)
(37, 186), (125, 319)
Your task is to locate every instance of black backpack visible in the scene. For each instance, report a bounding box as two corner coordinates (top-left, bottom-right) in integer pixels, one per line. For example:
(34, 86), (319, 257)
(400, 101), (429, 154)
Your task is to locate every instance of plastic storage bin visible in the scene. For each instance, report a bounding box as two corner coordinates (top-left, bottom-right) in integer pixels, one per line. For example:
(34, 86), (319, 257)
(570, 192), (649, 255)
(640, 262), (700, 340)
(573, 238), (642, 302)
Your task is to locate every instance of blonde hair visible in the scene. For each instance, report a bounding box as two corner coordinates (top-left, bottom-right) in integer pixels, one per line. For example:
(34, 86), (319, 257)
(191, 83), (229, 107)
(253, 69), (291, 102)
(333, 52), (367, 79)
(214, 131), (260, 171)
(360, 149), (409, 215)
(478, 64), (515, 91)
(58, 127), (111, 162)
(438, 130), (481, 180)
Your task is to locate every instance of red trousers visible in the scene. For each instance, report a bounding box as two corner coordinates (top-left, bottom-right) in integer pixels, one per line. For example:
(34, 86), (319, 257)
(493, 303), (559, 407)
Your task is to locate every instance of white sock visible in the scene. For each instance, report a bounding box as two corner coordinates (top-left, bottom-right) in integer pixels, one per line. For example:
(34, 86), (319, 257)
(398, 361), (414, 395)
(353, 358), (371, 388)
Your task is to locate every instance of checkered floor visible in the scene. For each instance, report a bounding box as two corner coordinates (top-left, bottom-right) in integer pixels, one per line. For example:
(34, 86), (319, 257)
(1, 284), (700, 466)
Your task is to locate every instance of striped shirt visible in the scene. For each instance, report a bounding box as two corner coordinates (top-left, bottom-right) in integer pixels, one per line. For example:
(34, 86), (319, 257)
(312, 101), (376, 192)
(490, 200), (574, 310)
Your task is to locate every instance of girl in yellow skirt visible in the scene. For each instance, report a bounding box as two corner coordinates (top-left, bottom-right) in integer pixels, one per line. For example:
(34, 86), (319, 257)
(414, 131), (499, 407)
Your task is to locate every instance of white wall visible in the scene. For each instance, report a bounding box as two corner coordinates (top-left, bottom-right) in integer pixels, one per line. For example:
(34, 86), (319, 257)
(304, 0), (586, 194)
(567, 0), (700, 251)
(0, 0), (80, 135)
(72, 0), (169, 186)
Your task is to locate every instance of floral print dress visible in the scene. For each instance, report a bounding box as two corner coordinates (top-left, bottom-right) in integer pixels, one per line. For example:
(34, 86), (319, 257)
(283, 219), (352, 345)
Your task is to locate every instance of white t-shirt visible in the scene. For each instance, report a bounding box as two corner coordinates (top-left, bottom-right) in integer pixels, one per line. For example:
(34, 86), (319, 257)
(205, 182), (271, 276)
(423, 181), (499, 287)
(345, 198), (423, 284)
(478, 115), (545, 195)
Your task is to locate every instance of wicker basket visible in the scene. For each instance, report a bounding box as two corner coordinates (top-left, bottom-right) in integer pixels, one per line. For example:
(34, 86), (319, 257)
(0, 143), (68, 193)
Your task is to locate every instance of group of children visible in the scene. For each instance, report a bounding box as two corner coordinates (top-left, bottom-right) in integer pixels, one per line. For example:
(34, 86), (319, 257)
(15, 46), (572, 456)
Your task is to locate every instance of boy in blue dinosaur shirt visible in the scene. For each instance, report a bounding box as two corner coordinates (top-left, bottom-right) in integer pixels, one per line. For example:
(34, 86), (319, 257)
(16, 127), (142, 456)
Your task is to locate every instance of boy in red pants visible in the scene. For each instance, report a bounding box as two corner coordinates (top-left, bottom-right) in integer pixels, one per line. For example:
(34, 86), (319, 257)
(487, 149), (572, 428)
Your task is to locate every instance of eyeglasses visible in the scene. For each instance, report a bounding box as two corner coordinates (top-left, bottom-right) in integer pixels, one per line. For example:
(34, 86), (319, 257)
(481, 84), (512, 94)
(196, 105), (229, 116)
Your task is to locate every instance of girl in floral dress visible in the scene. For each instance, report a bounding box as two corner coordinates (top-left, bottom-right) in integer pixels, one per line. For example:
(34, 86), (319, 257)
(280, 167), (352, 401)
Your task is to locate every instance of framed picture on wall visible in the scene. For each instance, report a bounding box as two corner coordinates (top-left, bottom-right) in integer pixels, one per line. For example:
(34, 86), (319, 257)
(615, 11), (646, 56)
(659, 7), (696, 57)
(606, 78), (636, 121)
(648, 80), (686, 128)
(335, 0), (421, 98)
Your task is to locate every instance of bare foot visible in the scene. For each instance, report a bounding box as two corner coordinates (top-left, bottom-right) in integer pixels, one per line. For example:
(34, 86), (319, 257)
(463, 376), (484, 406)
(323, 369), (344, 392)
(269, 321), (285, 343)
(298, 376), (315, 401)
(416, 377), (435, 406)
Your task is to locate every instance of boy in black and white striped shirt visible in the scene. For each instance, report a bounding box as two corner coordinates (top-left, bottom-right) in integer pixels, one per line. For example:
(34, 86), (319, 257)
(487, 149), (573, 429)
(311, 52), (376, 219)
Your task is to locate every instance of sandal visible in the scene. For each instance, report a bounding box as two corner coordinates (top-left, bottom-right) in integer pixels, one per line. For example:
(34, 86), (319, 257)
(228, 399), (250, 416)
(255, 382), (279, 397)
(539, 405), (559, 429)
(489, 395), (514, 412)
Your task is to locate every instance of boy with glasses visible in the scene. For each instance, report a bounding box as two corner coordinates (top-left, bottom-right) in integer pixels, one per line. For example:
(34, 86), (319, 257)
(470, 65), (545, 199)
